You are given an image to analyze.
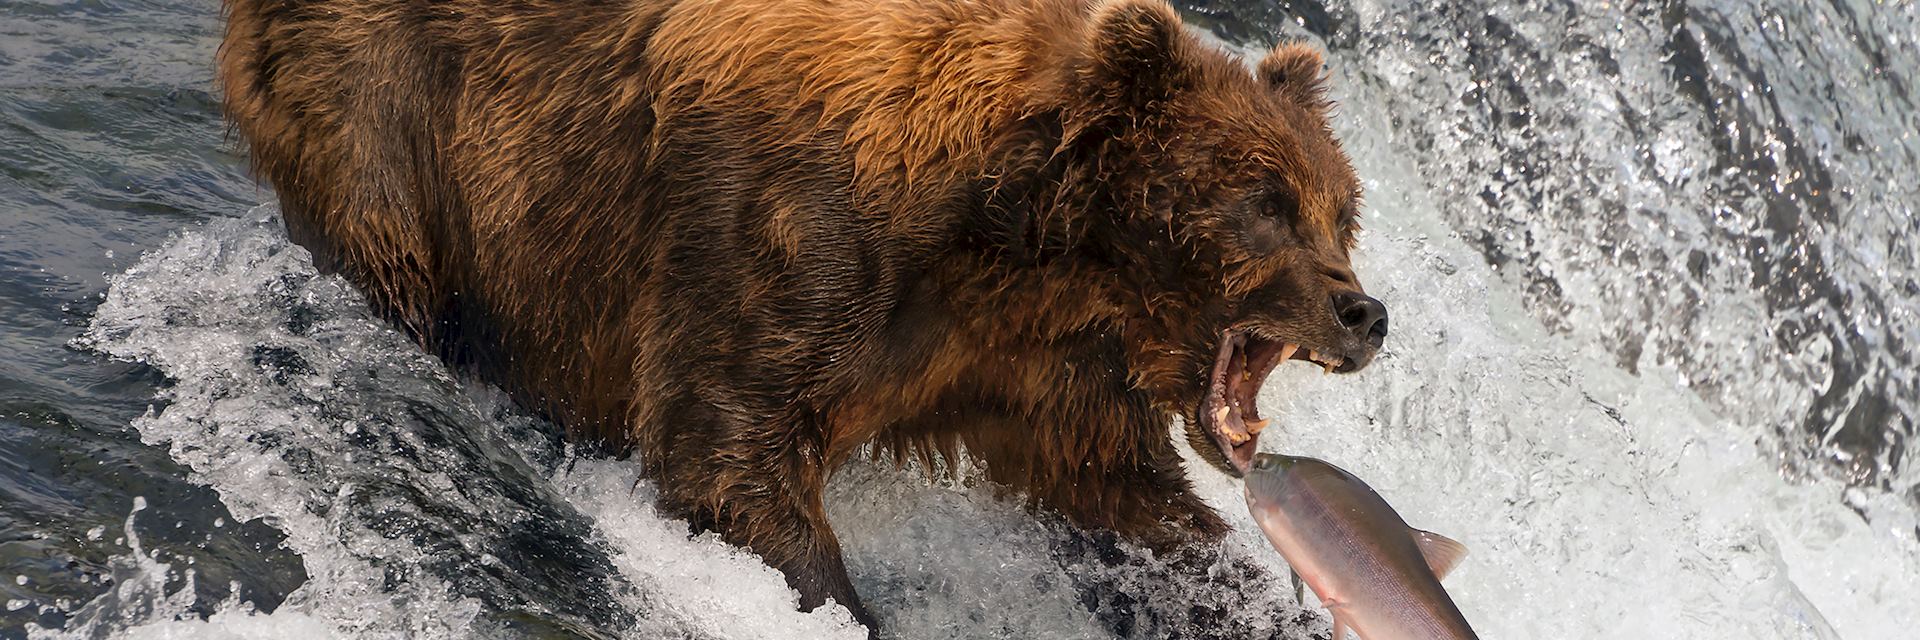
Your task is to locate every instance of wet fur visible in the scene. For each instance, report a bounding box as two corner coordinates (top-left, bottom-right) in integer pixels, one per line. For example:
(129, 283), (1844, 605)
(217, 0), (1366, 630)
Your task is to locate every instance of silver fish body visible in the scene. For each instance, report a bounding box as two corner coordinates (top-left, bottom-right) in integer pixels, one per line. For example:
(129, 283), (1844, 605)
(1244, 453), (1477, 640)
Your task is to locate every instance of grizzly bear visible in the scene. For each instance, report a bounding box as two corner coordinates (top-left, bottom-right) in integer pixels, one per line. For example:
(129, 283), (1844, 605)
(216, 0), (1385, 632)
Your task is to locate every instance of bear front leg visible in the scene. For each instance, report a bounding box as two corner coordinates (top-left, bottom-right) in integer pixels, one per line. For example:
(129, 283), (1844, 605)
(1052, 450), (1230, 552)
(1029, 444), (1304, 640)
(959, 391), (1229, 549)
(647, 401), (878, 634)
(957, 390), (1309, 639)
(720, 482), (874, 631)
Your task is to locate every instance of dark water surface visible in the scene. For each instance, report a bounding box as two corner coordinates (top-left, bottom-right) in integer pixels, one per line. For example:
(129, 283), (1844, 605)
(1, 0), (301, 633)
(2, 1), (1916, 638)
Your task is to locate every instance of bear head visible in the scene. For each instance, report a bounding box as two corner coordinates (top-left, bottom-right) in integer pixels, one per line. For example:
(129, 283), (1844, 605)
(1056, 0), (1386, 476)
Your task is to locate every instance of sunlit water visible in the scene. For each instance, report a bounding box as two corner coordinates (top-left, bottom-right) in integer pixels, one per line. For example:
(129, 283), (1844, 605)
(2, 1), (1917, 639)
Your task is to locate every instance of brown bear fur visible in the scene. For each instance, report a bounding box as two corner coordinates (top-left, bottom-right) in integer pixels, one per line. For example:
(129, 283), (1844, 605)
(217, 0), (1379, 631)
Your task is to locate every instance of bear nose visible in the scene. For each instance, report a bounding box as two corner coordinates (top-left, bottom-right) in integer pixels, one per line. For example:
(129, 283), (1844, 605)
(1332, 291), (1388, 347)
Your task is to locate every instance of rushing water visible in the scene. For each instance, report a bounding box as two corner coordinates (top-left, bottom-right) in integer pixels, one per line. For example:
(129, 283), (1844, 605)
(2, 1), (1917, 638)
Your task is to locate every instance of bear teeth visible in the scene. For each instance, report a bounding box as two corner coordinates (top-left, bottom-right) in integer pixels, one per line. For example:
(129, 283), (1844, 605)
(1298, 347), (1345, 374)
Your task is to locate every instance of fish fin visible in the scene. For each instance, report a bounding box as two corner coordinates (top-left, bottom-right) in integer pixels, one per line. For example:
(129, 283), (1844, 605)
(1328, 608), (1352, 640)
(1411, 528), (1469, 580)
(1290, 568), (1304, 605)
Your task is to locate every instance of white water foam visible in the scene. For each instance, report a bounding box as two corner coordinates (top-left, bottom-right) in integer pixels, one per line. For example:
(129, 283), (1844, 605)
(1297, 20), (1920, 637)
(57, 215), (483, 640)
(1295, 0), (1920, 497)
(67, 210), (869, 640)
(1217, 183), (1920, 639)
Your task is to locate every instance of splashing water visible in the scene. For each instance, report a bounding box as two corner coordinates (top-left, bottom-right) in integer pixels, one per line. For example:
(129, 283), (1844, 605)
(26, 498), (339, 640)
(1222, 0), (1920, 500)
(61, 211), (868, 640)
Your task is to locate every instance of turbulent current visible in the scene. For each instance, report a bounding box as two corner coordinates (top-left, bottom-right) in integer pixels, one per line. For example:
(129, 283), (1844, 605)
(2, 1), (1917, 639)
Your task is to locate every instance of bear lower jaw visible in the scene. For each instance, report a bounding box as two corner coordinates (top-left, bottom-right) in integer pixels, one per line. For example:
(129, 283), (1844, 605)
(1199, 329), (1358, 475)
(1199, 329), (1283, 475)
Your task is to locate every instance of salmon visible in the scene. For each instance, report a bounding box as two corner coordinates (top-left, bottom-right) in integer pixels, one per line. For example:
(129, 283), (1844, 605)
(1244, 453), (1478, 640)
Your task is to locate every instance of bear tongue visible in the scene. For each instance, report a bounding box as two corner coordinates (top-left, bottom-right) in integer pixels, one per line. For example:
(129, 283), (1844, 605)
(1237, 342), (1297, 435)
(1219, 344), (1251, 443)
(1206, 331), (1301, 474)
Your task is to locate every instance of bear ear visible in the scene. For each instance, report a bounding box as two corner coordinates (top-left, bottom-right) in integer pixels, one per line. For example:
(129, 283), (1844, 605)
(1083, 0), (1190, 111)
(1258, 43), (1330, 106)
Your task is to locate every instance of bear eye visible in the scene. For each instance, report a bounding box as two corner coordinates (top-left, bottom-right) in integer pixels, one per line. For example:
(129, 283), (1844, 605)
(1263, 188), (1301, 221)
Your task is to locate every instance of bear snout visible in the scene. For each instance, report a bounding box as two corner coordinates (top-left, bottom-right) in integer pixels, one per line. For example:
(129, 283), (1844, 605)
(1332, 290), (1388, 349)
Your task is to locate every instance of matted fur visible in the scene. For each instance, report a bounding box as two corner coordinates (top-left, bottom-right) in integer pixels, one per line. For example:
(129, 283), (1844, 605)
(217, 0), (1373, 631)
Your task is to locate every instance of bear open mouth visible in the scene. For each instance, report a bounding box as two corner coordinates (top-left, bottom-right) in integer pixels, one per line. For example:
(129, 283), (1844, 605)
(1198, 329), (1349, 475)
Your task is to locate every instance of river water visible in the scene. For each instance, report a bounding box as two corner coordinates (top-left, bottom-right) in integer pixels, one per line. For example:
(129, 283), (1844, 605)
(2, 1), (1916, 638)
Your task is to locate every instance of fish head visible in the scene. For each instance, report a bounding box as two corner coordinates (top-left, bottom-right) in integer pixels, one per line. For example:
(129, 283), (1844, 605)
(1243, 453), (1317, 514)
